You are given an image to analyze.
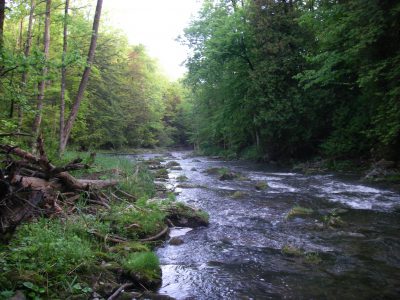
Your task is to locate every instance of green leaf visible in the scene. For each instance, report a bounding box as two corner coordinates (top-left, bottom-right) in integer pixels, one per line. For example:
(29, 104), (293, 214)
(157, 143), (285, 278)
(23, 282), (34, 289)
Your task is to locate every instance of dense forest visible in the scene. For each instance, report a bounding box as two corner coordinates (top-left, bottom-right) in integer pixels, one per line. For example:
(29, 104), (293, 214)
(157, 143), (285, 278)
(183, 0), (400, 162)
(0, 0), (190, 155)
(1, 0), (399, 163)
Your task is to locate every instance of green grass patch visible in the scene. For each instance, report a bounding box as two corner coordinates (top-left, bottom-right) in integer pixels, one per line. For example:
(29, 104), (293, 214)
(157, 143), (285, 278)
(0, 218), (96, 298)
(107, 203), (166, 239)
(121, 252), (160, 281)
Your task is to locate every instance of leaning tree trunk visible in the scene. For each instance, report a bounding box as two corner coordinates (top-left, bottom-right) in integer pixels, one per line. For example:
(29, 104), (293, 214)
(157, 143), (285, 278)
(32, 0), (51, 140)
(59, 0), (69, 155)
(59, 0), (103, 154)
(18, 0), (35, 131)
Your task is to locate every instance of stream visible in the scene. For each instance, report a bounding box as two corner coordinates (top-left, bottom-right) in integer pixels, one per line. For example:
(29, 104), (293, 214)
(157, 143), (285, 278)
(132, 151), (400, 299)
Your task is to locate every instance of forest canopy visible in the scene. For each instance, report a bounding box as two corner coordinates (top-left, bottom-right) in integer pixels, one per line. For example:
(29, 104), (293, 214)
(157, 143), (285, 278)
(182, 0), (400, 161)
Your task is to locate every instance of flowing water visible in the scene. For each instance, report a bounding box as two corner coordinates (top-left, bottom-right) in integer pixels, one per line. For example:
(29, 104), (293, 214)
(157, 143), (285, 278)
(133, 152), (400, 299)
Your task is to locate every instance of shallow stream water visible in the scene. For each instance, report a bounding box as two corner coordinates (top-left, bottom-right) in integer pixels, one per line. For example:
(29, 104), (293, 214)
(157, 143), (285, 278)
(131, 152), (400, 299)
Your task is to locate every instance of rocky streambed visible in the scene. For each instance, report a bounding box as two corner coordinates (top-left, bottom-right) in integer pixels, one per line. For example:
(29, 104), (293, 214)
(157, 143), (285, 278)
(130, 151), (400, 299)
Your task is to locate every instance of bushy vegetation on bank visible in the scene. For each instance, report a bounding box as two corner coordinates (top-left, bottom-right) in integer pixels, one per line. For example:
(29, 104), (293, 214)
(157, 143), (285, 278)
(0, 153), (208, 299)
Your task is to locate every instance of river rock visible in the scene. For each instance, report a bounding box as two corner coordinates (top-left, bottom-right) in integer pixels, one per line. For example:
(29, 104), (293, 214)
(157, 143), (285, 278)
(170, 166), (183, 171)
(231, 191), (246, 199)
(169, 237), (184, 246)
(166, 161), (181, 168)
(255, 181), (268, 190)
(219, 172), (237, 180)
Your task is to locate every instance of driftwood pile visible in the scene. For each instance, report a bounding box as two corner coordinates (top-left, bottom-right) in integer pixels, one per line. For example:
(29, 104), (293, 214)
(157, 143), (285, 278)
(0, 137), (117, 236)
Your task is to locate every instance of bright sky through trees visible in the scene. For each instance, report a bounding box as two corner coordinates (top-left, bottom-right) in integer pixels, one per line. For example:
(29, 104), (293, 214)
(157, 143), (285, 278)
(103, 0), (203, 80)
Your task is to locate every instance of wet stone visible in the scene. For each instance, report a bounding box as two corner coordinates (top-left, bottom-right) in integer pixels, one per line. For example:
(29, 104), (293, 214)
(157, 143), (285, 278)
(169, 237), (184, 246)
(170, 166), (183, 171)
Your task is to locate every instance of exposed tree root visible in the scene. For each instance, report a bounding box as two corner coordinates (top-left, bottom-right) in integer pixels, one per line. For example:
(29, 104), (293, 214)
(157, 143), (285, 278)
(139, 226), (169, 242)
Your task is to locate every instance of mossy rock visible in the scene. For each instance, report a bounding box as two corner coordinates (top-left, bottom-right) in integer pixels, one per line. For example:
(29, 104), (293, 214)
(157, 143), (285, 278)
(255, 181), (269, 190)
(169, 237), (184, 246)
(165, 203), (209, 227)
(304, 252), (322, 265)
(165, 161), (181, 168)
(170, 166), (183, 171)
(281, 244), (303, 257)
(219, 172), (237, 181)
(144, 159), (162, 166)
(204, 167), (222, 175)
(286, 206), (313, 219)
(154, 168), (169, 179)
(231, 191), (247, 199)
(176, 175), (188, 182)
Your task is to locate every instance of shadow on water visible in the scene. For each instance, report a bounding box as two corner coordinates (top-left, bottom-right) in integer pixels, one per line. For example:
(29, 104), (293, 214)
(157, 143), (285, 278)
(129, 151), (400, 299)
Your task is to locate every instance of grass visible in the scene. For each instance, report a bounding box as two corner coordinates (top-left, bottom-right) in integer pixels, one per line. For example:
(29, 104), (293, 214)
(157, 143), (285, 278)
(0, 218), (96, 298)
(121, 252), (160, 281)
(0, 151), (211, 298)
(286, 206), (313, 219)
(107, 203), (166, 239)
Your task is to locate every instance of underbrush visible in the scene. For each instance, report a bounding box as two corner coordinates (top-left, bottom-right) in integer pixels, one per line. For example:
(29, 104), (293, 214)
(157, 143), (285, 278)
(0, 154), (175, 299)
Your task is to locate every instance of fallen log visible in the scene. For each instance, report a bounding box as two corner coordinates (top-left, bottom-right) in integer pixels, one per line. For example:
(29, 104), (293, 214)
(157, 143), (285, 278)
(0, 138), (119, 234)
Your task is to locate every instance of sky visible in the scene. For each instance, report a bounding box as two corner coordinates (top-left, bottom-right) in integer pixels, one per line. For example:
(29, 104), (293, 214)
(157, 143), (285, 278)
(103, 0), (203, 80)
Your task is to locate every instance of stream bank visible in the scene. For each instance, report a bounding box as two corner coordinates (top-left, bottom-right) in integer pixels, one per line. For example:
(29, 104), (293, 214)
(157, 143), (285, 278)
(0, 152), (208, 300)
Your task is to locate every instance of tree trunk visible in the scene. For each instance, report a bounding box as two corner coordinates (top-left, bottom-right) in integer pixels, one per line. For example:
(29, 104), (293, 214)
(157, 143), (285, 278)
(32, 0), (51, 139)
(0, 0), (5, 49)
(59, 0), (103, 154)
(59, 0), (69, 156)
(0, 0), (6, 75)
(10, 18), (24, 120)
(18, 0), (35, 131)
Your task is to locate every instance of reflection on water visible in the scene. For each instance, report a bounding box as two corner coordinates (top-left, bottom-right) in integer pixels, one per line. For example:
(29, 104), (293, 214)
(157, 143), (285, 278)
(130, 152), (400, 299)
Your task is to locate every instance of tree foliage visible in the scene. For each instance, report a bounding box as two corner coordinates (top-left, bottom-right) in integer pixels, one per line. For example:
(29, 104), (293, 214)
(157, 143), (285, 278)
(0, 0), (189, 153)
(183, 0), (400, 161)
